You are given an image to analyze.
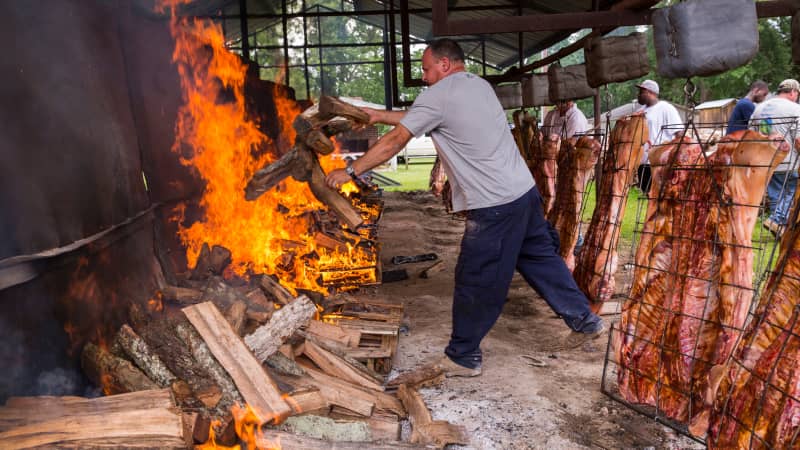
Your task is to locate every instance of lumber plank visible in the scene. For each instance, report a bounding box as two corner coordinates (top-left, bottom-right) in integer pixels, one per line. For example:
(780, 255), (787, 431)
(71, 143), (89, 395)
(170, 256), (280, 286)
(307, 319), (361, 347)
(183, 302), (292, 424)
(303, 340), (385, 392)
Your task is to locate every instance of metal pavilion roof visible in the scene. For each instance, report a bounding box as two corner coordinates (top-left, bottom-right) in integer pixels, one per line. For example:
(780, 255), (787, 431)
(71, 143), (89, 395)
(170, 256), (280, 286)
(180, 0), (634, 72)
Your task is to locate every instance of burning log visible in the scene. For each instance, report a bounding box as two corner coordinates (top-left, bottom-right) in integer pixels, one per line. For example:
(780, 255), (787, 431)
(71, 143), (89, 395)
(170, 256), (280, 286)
(160, 285), (203, 305)
(244, 96), (366, 230)
(189, 242), (212, 280)
(183, 302), (293, 424)
(397, 384), (468, 448)
(244, 295), (317, 363)
(0, 389), (188, 449)
(209, 244), (233, 274)
(112, 324), (176, 388)
(80, 343), (159, 395)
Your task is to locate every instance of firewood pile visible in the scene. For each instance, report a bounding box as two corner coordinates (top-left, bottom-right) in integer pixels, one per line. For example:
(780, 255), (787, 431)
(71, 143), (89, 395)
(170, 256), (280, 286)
(0, 260), (467, 448)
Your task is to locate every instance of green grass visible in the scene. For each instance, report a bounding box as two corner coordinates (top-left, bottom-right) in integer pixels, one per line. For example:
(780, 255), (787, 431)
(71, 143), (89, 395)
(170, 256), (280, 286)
(381, 161), (435, 192)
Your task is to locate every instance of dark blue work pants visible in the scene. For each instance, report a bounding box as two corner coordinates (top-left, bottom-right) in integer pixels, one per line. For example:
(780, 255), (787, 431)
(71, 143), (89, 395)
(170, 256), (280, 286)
(444, 187), (601, 369)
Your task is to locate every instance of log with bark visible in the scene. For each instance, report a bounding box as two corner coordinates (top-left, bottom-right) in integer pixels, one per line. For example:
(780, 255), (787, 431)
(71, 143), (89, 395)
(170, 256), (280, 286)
(112, 324), (176, 388)
(81, 343), (159, 395)
(615, 131), (787, 434)
(245, 295), (317, 362)
(573, 112), (647, 308)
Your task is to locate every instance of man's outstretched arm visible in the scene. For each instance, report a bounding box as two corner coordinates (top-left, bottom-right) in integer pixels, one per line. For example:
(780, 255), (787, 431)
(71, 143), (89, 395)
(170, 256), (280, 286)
(325, 124), (413, 189)
(362, 107), (407, 126)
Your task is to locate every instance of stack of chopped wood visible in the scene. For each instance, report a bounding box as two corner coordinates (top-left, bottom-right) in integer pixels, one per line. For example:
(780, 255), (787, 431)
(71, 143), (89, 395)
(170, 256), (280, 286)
(3, 263), (466, 448)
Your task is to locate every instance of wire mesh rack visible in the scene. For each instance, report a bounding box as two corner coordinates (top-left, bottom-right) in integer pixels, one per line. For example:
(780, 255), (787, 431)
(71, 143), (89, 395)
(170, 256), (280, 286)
(599, 117), (796, 444)
(573, 112), (648, 312)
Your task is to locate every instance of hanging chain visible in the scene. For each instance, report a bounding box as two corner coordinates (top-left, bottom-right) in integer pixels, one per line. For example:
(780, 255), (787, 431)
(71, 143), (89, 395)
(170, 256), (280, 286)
(684, 78), (698, 112)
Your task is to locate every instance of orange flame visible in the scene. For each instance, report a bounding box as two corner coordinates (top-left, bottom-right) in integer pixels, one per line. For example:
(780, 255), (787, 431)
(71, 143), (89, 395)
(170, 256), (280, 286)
(197, 404), (281, 450)
(161, 0), (376, 294)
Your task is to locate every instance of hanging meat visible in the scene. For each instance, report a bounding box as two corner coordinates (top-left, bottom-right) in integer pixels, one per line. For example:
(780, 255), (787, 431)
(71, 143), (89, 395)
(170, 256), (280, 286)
(573, 113), (647, 308)
(706, 172), (800, 448)
(530, 132), (561, 216)
(615, 130), (787, 434)
(547, 136), (601, 270)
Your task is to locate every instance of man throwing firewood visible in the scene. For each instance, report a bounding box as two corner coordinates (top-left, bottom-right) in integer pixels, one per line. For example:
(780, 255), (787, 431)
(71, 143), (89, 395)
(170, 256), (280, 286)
(326, 39), (604, 377)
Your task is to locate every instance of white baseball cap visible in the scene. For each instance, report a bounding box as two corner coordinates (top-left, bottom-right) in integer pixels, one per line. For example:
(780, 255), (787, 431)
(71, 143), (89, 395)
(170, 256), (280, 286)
(636, 79), (660, 95)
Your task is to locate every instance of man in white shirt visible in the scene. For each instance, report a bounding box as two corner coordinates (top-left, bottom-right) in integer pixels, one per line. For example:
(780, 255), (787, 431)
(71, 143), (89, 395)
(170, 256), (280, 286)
(635, 80), (684, 192)
(542, 100), (590, 139)
(750, 78), (800, 236)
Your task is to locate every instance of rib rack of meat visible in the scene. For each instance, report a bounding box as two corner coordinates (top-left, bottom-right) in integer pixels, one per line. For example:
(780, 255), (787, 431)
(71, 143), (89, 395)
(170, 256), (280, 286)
(548, 136), (601, 270)
(706, 179), (800, 449)
(573, 113), (647, 308)
(530, 131), (561, 217)
(609, 130), (787, 437)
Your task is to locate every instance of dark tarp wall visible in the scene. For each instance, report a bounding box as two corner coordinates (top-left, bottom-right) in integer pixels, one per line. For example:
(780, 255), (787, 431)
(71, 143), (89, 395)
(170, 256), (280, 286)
(0, 0), (151, 260)
(0, 0), (186, 398)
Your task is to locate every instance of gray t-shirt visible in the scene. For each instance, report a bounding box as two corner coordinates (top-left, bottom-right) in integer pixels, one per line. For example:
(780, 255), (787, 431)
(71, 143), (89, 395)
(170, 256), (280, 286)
(750, 97), (800, 172)
(399, 72), (535, 212)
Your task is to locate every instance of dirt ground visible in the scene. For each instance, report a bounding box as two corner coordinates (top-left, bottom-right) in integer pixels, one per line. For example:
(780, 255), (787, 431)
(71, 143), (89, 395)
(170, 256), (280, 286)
(361, 190), (704, 450)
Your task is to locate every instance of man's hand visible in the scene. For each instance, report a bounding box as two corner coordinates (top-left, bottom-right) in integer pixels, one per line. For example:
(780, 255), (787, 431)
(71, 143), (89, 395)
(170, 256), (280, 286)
(360, 107), (383, 125)
(325, 169), (351, 190)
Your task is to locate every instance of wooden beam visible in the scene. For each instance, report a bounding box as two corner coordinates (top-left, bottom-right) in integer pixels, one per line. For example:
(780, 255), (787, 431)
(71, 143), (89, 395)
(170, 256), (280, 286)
(183, 302), (292, 424)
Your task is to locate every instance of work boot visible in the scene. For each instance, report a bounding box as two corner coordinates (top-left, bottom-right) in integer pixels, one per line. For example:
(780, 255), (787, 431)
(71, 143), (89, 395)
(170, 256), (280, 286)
(434, 355), (482, 378)
(560, 320), (606, 350)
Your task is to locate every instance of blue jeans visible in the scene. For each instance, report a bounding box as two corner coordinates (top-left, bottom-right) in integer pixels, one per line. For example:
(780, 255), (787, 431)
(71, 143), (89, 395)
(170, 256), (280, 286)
(444, 187), (602, 368)
(767, 171), (798, 225)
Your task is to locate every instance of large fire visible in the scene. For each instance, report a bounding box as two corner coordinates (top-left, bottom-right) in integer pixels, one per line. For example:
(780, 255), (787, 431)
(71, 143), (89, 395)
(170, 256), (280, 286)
(160, 1), (377, 295)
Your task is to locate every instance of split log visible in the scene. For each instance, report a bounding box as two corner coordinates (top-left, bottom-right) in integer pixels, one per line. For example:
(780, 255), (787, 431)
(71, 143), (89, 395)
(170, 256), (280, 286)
(397, 384), (468, 448)
(285, 387), (330, 415)
(244, 287), (274, 312)
(224, 300), (248, 336)
(299, 331), (383, 382)
(260, 275), (295, 306)
(303, 339), (384, 392)
(300, 363), (404, 418)
(80, 343), (159, 395)
(183, 302), (292, 424)
(245, 295), (317, 362)
(0, 389), (174, 431)
(307, 320), (361, 347)
(160, 285), (203, 305)
(184, 412), (211, 445)
(189, 243), (212, 280)
(113, 324), (176, 387)
(305, 129), (335, 155)
(256, 430), (429, 450)
(0, 389), (186, 449)
(318, 95), (370, 123)
(386, 366), (445, 390)
(296, 364), (375, 417)
(245, 147), (305, 199)
(306, 151), (365, 230)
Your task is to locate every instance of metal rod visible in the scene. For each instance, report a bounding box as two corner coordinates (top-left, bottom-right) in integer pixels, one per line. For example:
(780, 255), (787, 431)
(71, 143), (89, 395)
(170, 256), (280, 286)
(238, 0), (249, 58)
(282, 0), (290, 86)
